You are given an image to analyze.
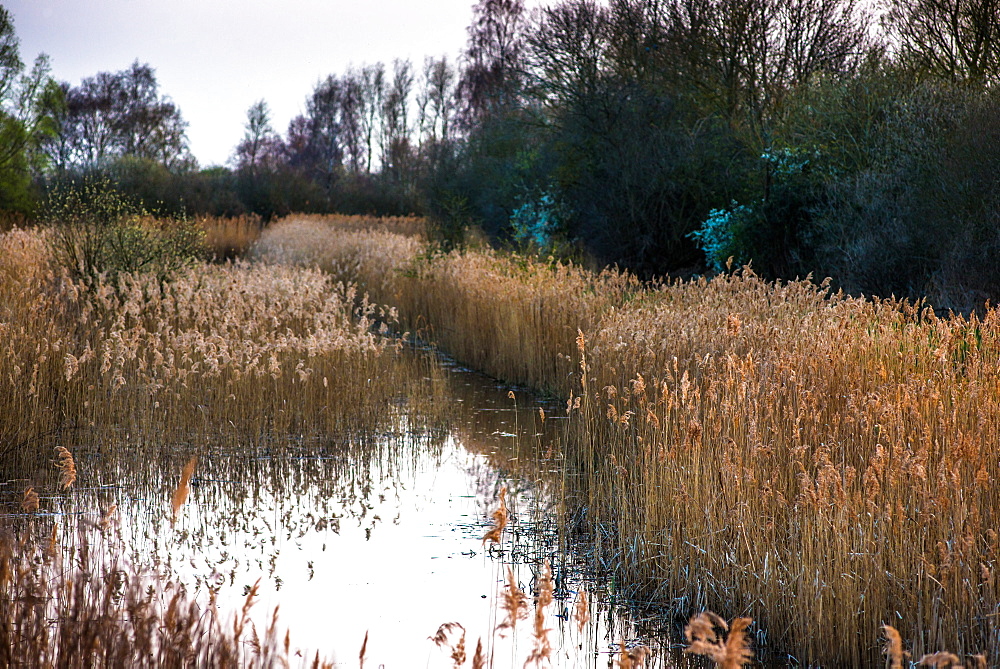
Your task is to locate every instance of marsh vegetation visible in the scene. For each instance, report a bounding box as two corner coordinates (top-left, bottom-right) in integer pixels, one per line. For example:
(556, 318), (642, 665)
(3, 211), (999, 667)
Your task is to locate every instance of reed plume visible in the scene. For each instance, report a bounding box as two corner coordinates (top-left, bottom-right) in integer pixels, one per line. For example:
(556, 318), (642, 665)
(471, 638), (486, 669)
(21, 487), (39, 513)
(430, 622), (467, 667)
(525, 560), (554, 667)
(574, 590), (590, 633)
(616, 641), (651, 668)
(55, 446), (76, 489)
(170, 456), (198, 526)
(917, 651), (963, 667)
(684, 612), (753, 668)
(882, 625), (907, 669)
(482, 485), (508, 544)
(496, 566), (529, 635)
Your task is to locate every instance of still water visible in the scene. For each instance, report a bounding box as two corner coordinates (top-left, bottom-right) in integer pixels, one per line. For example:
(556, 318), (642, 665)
(7, 352), (682, 667)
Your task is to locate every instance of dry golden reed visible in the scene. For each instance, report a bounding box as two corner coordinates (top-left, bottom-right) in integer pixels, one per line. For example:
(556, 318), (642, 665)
(482, 486), (508, 544)
(683, 611), (753, 668)
(54, 446), (76, 489)
(262, 215), (1000, 664)
(0, 531), (327, 668)
(496, 566), (530, 636)
(430, 622), (467, 668)
(1, 223), (407, 478)
(20, 488), (38, 513)
(616, 641), (650, 668)
(574, 590), (590, 634)
(884, 624), (908, 669)
(524, 560), (554, 667)
(197, 214), (262, 260)
(171, 455), (197, 525)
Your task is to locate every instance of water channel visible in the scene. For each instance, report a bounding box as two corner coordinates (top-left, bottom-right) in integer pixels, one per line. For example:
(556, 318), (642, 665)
(4, 348), (686, 668)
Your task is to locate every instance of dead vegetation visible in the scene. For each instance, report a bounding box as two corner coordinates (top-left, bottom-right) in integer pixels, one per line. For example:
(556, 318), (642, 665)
(258, 214), (1000, 664)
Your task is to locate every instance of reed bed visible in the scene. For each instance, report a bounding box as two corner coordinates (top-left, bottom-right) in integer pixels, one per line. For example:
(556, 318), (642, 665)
(0, 223), (404, 475)
(257, 216), (1000, 664)
(197, 214), (264, 260)
(257, 215), (639, 390)
(0, 524), (338, 668)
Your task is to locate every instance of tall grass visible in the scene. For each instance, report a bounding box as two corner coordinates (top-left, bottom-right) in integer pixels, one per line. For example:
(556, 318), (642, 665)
(0, 223), (404, 477)
(0, 525), (336, 668)
(258, 215), (1000, 664)
(197, 214), (263, 260)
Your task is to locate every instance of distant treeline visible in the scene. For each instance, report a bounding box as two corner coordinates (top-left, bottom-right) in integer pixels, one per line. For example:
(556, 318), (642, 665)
(5, 1), (1000, 308)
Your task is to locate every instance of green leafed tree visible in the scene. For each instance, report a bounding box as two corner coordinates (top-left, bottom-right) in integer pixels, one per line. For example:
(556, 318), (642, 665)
(0, 7), (59, 213)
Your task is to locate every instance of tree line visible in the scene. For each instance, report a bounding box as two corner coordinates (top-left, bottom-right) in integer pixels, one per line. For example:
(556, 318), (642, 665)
(5, 0), (1000, 307)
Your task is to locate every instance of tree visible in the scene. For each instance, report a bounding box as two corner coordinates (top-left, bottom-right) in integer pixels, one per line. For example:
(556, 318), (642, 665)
(525, 0), (609, 111)
(417, 56), (457, 147)
(660, 0), (872, 126)
(303, 76), (345, 186)
(381, 59), (414, 180)
(233, 99), (283, 173)
(458, 0), (529, 125)
(47, 61), (191, 170)
(0, 8), (58, 211)
(886, 0), (1000, 82)
(358, 63), (386, 174)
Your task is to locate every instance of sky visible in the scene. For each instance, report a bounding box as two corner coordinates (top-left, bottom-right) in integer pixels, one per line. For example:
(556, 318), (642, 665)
(5, 0), (483, 167)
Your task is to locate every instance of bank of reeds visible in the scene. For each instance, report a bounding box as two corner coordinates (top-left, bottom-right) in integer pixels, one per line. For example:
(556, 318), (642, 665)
(258, 215), (1000, 664)
(197, 214), (263, 260)
(0, 223), (403, 474)
(0, 527), (331, 668)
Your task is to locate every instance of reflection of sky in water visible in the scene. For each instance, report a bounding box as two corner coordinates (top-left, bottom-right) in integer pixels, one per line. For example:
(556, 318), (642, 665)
(11, 360), (676, 667)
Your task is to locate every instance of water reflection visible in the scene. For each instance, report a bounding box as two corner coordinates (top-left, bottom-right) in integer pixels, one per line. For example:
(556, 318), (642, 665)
(2, 350), (685, 667)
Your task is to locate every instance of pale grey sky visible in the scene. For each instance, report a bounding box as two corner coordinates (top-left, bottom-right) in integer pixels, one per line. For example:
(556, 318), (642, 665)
(5, 0), (483, 167)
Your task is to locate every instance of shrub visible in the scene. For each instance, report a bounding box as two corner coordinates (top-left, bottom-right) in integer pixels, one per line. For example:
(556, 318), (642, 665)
(43, 179), (206, 286)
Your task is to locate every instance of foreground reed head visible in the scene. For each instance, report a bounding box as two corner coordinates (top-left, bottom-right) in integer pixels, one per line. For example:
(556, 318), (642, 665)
(683, 611), (753, 669)
(482, 485), (508, 544)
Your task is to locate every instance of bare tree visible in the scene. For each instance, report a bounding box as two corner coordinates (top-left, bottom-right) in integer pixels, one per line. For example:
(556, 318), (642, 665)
(381, 58), (414, 179)
(885, 0), (1000, 81)
(340, 71), (365, 173)
(52, 61), (190, 169)
(457, 0), (529, 125)
(306, 75), (344, 185)
(525, 0), (610, 109)
(359, 62), (385, 173)
(234, 99), (281, 173)
(661, 0), (871, 124)
(417, 56), (456, 148)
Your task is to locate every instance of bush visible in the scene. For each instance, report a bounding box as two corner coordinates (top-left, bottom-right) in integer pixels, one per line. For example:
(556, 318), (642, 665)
(43, 179), (206, 286)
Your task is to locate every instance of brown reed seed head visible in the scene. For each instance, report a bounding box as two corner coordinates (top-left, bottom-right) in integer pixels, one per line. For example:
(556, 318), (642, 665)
(723, 618), (754, 669)
(21, 487), (39, 513)
(684, 612), (753, 668)
(496, 566), (530, 635)
(170, 456), (198, 525)
(882, 624), (906, 669)
(525, 560), (554, 666)
(916, 651), (962, 668)
(54, 446), (76, 489)
(482, 485), (508, 544)
(45, 522), (58, 561)
(967, 654), (988, 669)
(575, 590), (590, 633)
(471, 638), (485, 669)
(616, 642), (651, 669)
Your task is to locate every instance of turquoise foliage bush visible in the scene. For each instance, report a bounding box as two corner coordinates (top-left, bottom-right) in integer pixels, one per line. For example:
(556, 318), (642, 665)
(509, 190), (569, 254)
(690, 147), (822, 274)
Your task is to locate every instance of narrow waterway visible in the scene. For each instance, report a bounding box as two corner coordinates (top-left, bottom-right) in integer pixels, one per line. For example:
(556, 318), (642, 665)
(3, 348), (683, 667)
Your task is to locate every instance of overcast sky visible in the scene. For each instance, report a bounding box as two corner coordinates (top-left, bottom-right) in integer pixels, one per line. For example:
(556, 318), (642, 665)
(5, 0), (486, 167)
